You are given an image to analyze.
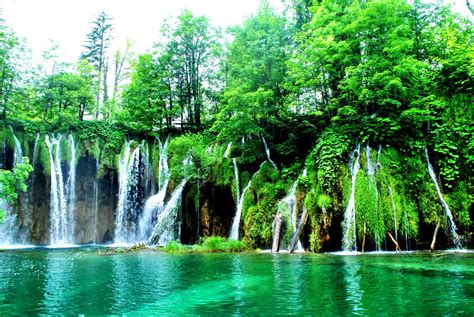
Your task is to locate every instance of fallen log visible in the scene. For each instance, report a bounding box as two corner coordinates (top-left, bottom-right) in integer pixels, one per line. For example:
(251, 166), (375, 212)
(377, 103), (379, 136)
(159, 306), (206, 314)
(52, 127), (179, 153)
(430, 221), (441, 252)
(289, 208), (308, 253)
(272, 213), (283, 253)
(387, 232), (402, 253)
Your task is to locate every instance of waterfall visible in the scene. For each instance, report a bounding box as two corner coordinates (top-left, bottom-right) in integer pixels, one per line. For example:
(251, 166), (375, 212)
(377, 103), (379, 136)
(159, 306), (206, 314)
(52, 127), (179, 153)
(92, 158), (100, 243)
(366, 143), (375, 176)
(424, 147), (461, 249)
(233, 158), (240, 202)
(139, 139), (170, 241)
(10, 126), (23, 166)
(0, 183), (19, 246)
(66, 135), (77, 231)
(45, 135), (76, 246)
(376, 145), (382, 170)
(147, 180), (187, 245)
(229, 179), (252, 240)
(388, 185), (398, 241)
(342, 143), (361, 251)
(114, 141), (142, 244)
(143, 142), (155, 197)
(277, 181), (303, 251)
(158, 138), (169, 191)
(262, 136), (277, 169)
(31, 134), (40, 188)
(224, 142), (232, 158)
(366, 143), (381, 250)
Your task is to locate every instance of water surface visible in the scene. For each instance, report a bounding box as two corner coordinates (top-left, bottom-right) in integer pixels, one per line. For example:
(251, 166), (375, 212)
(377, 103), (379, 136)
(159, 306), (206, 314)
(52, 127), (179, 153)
(0, 249), (472, 315)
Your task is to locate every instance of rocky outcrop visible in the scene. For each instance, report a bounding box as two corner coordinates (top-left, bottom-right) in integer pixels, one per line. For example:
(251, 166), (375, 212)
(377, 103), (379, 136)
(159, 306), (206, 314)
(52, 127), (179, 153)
(181, 182), (235, 244)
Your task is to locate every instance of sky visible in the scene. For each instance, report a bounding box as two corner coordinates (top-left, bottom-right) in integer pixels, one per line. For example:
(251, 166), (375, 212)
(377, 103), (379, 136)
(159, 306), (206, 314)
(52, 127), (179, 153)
(0, 0), (283, 63)
(0, 0), (470, 65)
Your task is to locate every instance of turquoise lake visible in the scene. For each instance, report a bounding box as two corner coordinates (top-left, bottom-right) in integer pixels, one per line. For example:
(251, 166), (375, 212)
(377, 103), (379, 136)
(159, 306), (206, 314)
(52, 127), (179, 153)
(0, 248), (473, 315)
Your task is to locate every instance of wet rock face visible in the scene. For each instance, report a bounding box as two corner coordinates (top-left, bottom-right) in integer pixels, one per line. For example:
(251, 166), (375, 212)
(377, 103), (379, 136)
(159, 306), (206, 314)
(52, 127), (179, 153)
(181, 182), (235, 244)
(22, 154), (118, 244)
(73, 156), (117, 244)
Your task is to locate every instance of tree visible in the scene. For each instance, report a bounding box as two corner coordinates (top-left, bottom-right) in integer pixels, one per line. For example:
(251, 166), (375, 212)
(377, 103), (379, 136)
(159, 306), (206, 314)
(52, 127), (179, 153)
(0, 23), (27, 119)
(161, 10), (219, 130)
(108, 39), (132, 120)
(212, 2), (290, 142)
(81, 11), (113, 119)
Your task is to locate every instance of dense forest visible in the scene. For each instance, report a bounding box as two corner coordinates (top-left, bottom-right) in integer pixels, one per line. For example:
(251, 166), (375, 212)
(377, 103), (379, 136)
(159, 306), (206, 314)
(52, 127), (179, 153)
(0, 0), (472, 252)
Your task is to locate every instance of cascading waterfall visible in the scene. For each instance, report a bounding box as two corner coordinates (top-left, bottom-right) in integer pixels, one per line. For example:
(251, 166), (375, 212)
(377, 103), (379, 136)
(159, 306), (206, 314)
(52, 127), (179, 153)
(277, 181), (303, 251)
(10, 126), (23, 166)
(45, 135), (76, 245)
(425, 147), (461, 249)
(147, 180), (187, 245)
(31, 134), (40, 188)
(262, 136), (277, 169)
(114, 141), (142, 244)
(0, 183), (19, 246)
(224, 142), (232, 158)
(388, 185), (398, 241)
(366, 143), (382, 250)
(342, 143), (361, 251)
(146, 156), (192, 245)
(229, 162), (266, 240)
(233, 158), (240, 202)
(139, 138), (170, 241)
(158, 138), (169, 191)
(66, 135), (77, 231)
(92, 158), (100, 243)
(229, 179), (252, 240)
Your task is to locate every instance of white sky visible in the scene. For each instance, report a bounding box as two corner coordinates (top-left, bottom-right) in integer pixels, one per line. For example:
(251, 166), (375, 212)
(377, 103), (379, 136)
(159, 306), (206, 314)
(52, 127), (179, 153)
(0, 0), (470, 65)
(0, 0), (283, 64)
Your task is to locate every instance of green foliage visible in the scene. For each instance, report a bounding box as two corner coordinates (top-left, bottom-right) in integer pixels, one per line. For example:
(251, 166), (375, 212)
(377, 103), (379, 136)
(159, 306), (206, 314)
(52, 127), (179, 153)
(212, 3), (289, 143)
(163, 237), (248, 253)
(307, 129), (351, 192)
(242, 162), (285, 247)
(168, 133), (232, 187)
(0, 159), (33, 218)
(163, 241), (189, 253)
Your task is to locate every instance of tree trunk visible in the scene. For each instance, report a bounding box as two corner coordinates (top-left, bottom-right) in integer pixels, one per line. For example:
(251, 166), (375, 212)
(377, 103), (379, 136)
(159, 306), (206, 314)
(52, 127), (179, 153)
(289, 208), (308, 253)
(430, 221), (441, 252)
(272, 213), (283, 253)
(387, 232), (402, 252)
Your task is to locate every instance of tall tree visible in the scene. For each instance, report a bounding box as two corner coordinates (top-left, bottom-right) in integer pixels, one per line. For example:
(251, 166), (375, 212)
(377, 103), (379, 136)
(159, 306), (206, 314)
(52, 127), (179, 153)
(161, 10), (219, 130)
(212, 2), (290, 141)
(81, 11), (113, 119)
(0, 23), (26, 119)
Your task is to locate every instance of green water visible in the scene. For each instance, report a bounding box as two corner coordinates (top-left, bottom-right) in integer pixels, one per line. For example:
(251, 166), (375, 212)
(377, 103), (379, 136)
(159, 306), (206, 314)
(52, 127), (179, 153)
(0, 249), (473, 315)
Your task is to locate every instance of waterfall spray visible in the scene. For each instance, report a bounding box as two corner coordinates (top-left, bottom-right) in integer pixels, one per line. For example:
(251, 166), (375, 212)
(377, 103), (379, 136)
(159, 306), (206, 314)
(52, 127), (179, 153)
(114, 141), (142, 244)
(139, 139), (170, 241)
(262, 136), (277, 169)
(425, 147), (461, 249)
(45, 135), (76, 245)
(342, 143), (361, 251)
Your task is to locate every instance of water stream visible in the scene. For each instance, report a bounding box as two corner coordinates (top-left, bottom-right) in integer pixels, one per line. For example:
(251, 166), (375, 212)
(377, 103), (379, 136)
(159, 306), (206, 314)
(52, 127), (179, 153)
(45, 135), (76, 246)
(342, 143), (361, 251)
(425, 147), (461, 249)
(262, 136), (277, 169)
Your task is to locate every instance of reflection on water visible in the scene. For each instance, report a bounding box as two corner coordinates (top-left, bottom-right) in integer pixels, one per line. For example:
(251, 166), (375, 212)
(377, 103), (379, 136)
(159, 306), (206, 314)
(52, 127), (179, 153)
(231, 255), (245, 313)
(44, 251), (75, 314)
(0, 250), (473, 315)
(343, 256), (365, 315)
